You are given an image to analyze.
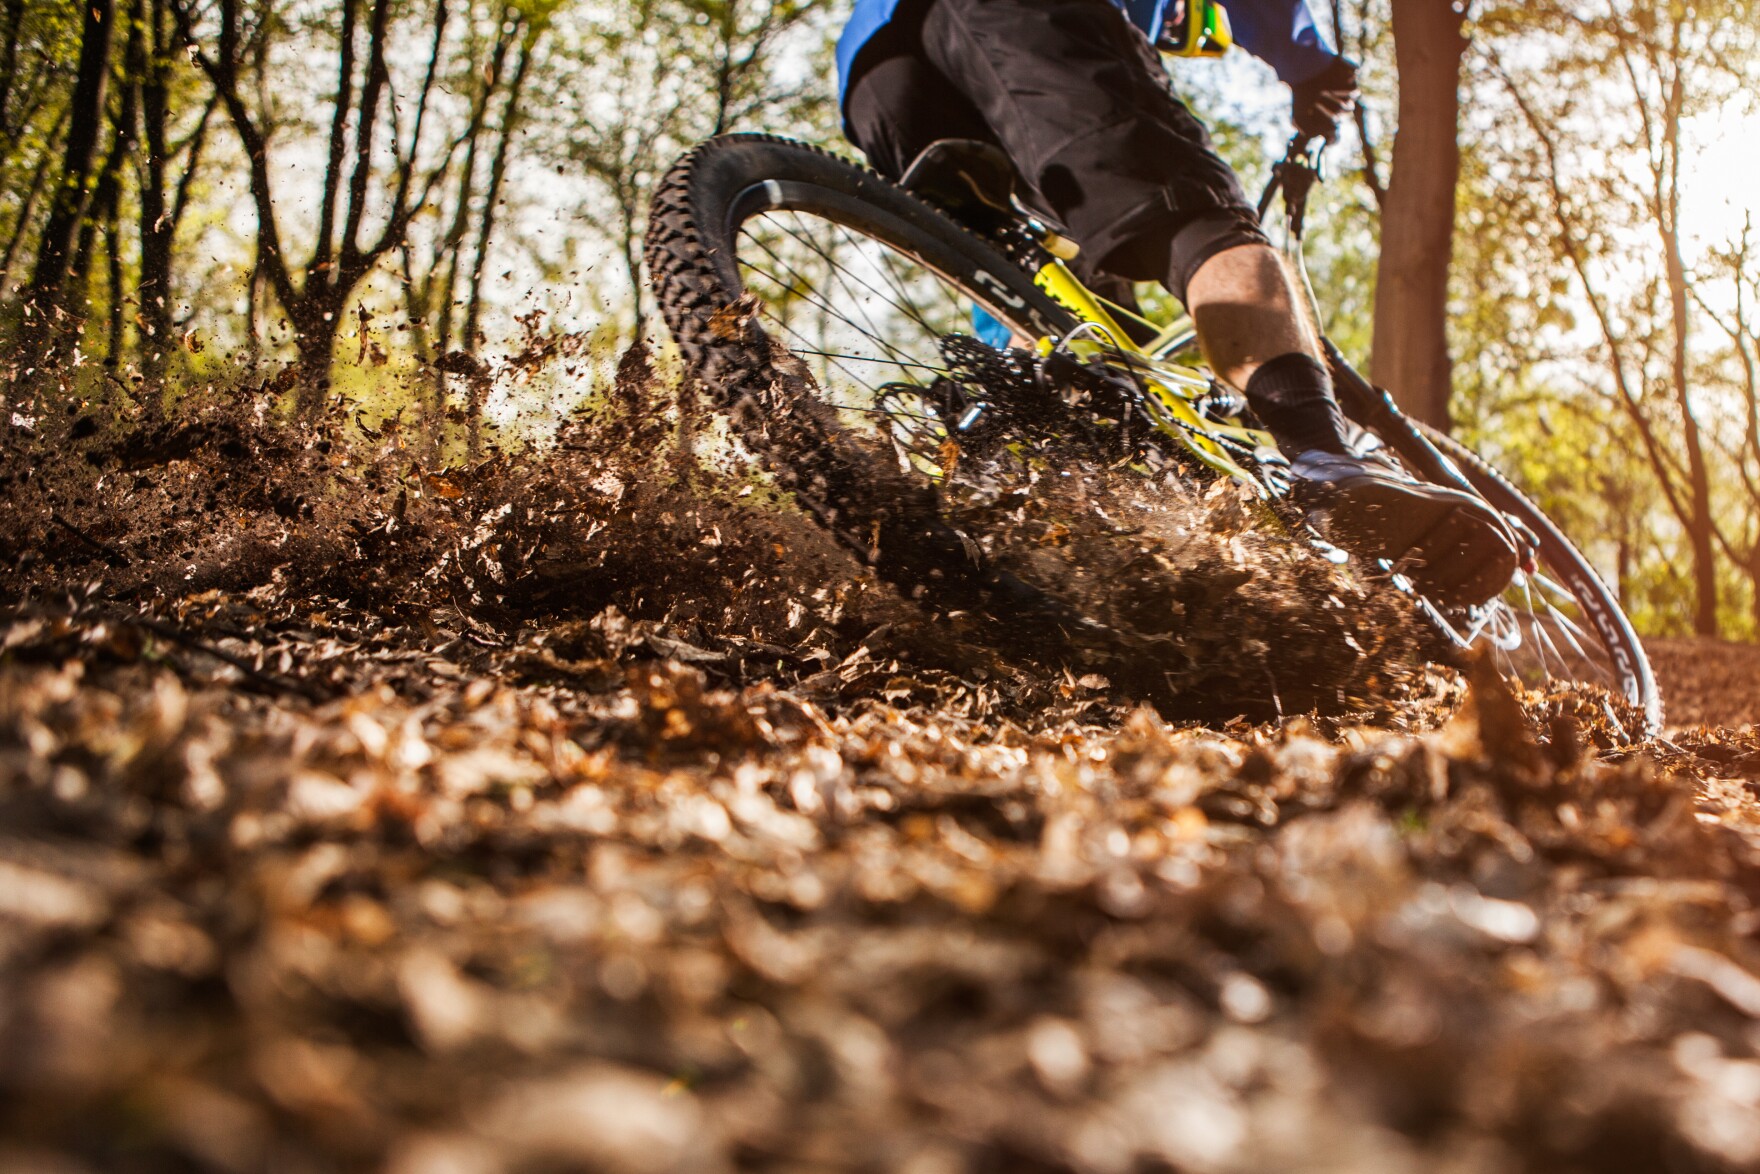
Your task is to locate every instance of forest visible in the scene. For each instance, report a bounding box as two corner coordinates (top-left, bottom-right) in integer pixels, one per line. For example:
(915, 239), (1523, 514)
(1, 0), (1758, 632)
(6, 0), (1760, 1170)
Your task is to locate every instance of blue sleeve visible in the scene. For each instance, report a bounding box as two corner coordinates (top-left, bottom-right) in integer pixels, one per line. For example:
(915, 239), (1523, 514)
(1115, 0), (1169, 40)
(1227, 0), (1342, 85)
(837, 0), (904, 103)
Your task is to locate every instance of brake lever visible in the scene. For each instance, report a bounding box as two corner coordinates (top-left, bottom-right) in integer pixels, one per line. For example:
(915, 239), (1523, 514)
(1276, 135), (1326, 240)
(1254, 133), (1327, 232)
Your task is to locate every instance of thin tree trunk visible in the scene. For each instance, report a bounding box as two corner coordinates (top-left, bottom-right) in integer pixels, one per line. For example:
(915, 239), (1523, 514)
(1369, 0), (1465, 430)
(69, 197), (104, 309)
(432, 28), (511, 358)
(1750, 551), (1760, 637)
(1658, 63), (1717, 635)
(244, 255), (264, 367)
(710, 0), (737, 135)
(615, 180), (645, 330)
(313, 0), (360, 278)
(72, 0), (143, 321)
(1617, 535), (1631, 607)
(0, 0), (26, 141)
(427, 17), (517, 439)
(462, 31), (534, 353)
(137, 0), (174, 392)
(105, 199), (125, 366)
(25, 0), (117, 320)
(0, 108), (67, 294)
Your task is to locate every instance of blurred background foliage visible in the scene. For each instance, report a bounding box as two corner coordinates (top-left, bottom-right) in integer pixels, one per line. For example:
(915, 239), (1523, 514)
(2, 0), (1758, 638)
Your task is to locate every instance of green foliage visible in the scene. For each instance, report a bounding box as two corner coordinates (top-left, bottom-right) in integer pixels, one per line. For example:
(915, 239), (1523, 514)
(0, 0), (83, 292)
(531, 0), (837, 333)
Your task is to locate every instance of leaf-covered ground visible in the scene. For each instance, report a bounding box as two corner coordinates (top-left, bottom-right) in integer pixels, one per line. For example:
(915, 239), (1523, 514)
(5, 356), (1760, 1173)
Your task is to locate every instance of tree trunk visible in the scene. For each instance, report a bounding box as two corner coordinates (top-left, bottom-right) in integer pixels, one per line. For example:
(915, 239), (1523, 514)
(1369, 0), (1465, 431)
(462, 30), (534, 353)
(1662, 149), (1717, 637)
(0, 0), (25, 141)
(1747, 549), (1760, 638)
(105, 199), (125, 365)
(291, 292), (344, 414)
(431, 31), (506, 361)
(1654, 23), (1717, 636)
(1617, 536), (1631, 607)
(0, 111), (65, 294)
(243, 256), (264, 368)
(137, 0), (173, 393)
(25, 0), (117, 322)
(71, 0), (143, 331)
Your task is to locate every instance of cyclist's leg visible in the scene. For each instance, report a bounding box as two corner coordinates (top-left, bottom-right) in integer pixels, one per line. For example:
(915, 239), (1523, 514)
(906, 0), (1517, 595)
(916, 0), (1255, 283)
(912, 0), (1349, 446)
(1184, 246), (1349, 454)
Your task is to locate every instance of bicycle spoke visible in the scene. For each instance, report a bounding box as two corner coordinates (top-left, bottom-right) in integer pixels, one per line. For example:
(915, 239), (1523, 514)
(740, 234), (884, 353)
(788, 348), (945, 372)
(1530, 571), (1596, 642)
(827, 404), (944, 422)
(775, 215), (947, 344)
(828, 220), (940, 330)
(1538, 600), (1593, 655)
(1529, 614), (1573, 684)
(838, 221), (957, 339)
(731, 211), (983, 457)
(1519, 578), (1569, 682)
(739, 229), (925, 375)
(1539, 596), (1598, 672)
(761, 304), (948, 409)
(769, 217), (931, 350)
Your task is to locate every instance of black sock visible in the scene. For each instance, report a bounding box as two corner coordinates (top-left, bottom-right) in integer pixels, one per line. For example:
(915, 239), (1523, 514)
(1243, 353), (1350, 456)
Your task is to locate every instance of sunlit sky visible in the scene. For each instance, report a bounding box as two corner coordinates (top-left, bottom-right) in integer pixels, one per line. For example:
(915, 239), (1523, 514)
(1682, 105), (1760, 259)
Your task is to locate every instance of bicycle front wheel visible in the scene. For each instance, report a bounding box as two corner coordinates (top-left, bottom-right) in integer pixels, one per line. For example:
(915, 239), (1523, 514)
(1414, 425), (1661, 735)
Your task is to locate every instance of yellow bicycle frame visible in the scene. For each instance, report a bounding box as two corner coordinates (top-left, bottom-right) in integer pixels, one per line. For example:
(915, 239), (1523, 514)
(1029, 257), (1276, 491)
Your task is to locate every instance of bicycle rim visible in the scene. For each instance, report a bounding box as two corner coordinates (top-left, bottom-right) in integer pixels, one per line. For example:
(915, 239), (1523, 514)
(1413, 427), (1660, 733)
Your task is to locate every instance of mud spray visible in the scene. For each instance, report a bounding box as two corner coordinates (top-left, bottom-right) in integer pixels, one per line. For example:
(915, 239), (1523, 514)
(9, 343), (1760, 1174)
(0, 338), (1466, 727)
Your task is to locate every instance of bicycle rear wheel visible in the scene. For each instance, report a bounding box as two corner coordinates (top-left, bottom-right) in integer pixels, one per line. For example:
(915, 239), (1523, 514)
(646, 133), (1660, 729)
(646, 133), (1083, 619)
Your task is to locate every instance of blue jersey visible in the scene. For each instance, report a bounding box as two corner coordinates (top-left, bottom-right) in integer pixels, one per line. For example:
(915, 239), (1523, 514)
(835, 0), (1341, 101)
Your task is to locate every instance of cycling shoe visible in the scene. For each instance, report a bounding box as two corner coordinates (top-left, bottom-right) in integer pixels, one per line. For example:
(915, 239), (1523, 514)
(1288, 450), (1520, 608)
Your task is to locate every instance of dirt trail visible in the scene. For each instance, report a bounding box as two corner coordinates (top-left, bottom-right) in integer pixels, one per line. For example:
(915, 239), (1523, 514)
(1646, 638), (1760, 730)
(4, 358), (1760, 1172)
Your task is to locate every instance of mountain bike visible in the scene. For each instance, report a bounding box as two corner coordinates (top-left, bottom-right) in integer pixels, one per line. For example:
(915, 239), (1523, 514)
(644, 132), (1661, 735)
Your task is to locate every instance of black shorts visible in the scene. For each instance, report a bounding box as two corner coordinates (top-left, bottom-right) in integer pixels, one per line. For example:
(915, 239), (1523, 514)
(844, 0), (1266, 292)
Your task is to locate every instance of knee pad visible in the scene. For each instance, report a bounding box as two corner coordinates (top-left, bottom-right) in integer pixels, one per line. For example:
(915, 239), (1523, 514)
(1166, 212), (1270, 305)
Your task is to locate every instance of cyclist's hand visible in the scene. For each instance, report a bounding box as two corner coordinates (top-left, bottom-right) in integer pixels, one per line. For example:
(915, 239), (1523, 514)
(1291, 57), (1359, 143)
